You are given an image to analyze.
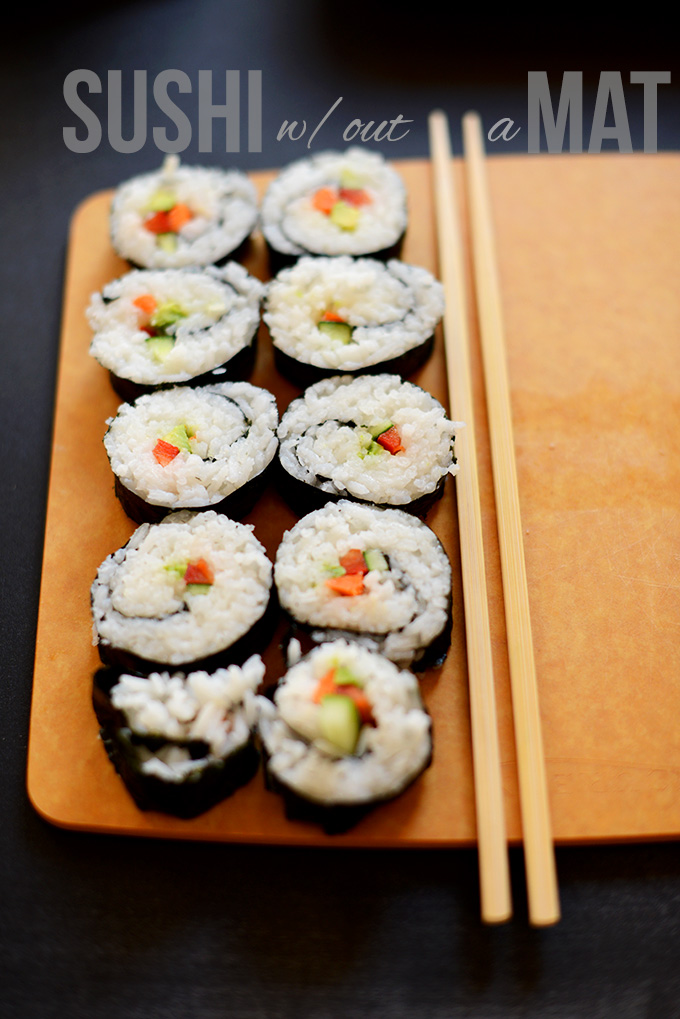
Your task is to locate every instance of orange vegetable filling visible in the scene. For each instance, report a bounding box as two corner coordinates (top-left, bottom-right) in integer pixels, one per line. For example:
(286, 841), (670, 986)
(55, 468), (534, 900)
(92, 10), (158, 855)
(144, 204), (193, 235)
(311, 187), (338, 214)
(167, 203), (193, 231)
(152, 438), (180, 466)
(133, 294), (158, 315)
(320, 310), (346, 323)
(325, 572), (365, 597)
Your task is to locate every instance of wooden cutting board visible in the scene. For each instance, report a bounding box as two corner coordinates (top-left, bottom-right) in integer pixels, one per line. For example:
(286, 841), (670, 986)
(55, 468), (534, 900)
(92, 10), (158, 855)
(27, 153), (680, 845)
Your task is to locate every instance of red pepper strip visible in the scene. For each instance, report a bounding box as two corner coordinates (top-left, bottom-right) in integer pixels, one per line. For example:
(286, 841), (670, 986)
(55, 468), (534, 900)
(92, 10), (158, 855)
(153, 439), (180, 466)
(312, 187), (338, 214)
(144, 211), (172, 234)
(337, 684), (375, 725)
(184, 558), (215, 586)
(312, 669), (337, 704)
(325, 573), (364, 596)
(376, 426), (405, 454)
(167, 203), (192, 231)
(133, 294), (158, 314)
(339, 548), (368, 576)
(339, 187), (371, 207)
(320, 310), (346, 323)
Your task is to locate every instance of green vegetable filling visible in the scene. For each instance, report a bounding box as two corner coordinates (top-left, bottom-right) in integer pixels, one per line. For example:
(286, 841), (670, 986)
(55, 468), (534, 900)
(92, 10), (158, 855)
(319, 694), (361, 755)
(156, 233), (178, 252)
(317, 321), (354, 344)
(329, 201), (360, 230)
(162, 423), (193, 453)
(147, 188), (177, 212)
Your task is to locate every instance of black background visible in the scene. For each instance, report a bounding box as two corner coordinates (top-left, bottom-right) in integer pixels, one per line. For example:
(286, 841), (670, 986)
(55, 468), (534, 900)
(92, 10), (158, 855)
(2, 3), (679, 1016)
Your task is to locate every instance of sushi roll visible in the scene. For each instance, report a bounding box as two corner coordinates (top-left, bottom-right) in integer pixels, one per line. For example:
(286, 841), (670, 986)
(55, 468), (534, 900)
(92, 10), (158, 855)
(274, 501), (452, 670)
(258, 640), (432, 833)
(91, 510), (276, 674)
(93, 656), (264, 818)
(264, 256), (444, 387)
(110, 155), (258, 269)
(87, 263), (263, 402)
(261, 149), (407, 272)
(276, 374), (459, 517)
(103, 382), (278, 524)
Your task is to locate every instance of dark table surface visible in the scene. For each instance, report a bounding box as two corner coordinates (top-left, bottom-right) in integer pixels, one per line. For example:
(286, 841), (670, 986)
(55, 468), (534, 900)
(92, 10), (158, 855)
(2, 4), (679, 1016)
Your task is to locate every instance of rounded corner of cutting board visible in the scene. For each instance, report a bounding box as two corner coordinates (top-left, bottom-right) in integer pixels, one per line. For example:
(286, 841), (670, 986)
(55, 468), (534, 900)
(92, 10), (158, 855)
(26, 765), (80, 832)
(68, 189), (114, 237)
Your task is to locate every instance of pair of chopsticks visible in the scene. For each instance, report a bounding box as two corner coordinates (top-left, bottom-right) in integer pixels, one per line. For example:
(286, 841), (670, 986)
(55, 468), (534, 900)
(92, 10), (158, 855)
(428, 111), (560, 926)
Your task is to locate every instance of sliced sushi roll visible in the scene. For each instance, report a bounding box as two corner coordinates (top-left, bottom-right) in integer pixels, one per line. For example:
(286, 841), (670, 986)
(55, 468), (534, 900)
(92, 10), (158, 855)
(277, 374), (459, 517)
(264, 256), (443, 387)
(261, 149), (407, 272)
(91, 510), (276, 674)
(110, 155), (258, 269)
(274, 501), (452, 670)
(103, 382), (278, 524)
(87, 263), (263, 402)
(258, 640), (432, 833)
(93, 655), (264, 818)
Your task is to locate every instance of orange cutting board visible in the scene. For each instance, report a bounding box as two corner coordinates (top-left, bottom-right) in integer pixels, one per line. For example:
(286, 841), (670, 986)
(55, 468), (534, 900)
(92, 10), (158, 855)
(27, 154), (680, 845)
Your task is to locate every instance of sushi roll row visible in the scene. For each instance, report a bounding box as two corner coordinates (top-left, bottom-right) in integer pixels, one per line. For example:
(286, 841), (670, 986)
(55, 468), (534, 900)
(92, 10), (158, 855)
(90, 503), (445, 825)
(93, 638), (432, 831)
(110, 148), (406, 273)
(91, 503), (450, 674)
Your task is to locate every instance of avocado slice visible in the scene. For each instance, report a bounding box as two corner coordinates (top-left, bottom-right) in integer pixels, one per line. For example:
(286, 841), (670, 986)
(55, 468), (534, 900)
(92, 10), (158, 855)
(145, 336), (175, 362)
(148, 188), (177, 212)
(339, 168), (364, 189)
(163, 424), (193, 454)
(319, 694), (361, 755)
(334, 665), (363, 688)
(150, 302), (187, 330)
(317, 320), (353, 344)
(156, 232), (178, 252)
(367, 420), (393, 439)
(324, 563), (346, 578)
(363, 549), (388, 572)
(329, 201), (360, 230)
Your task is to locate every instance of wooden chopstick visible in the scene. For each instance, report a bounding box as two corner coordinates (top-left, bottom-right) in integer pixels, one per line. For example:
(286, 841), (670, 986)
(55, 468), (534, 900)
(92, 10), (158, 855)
(462, 111), (560, 926)
(428, 111), (512, 925)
